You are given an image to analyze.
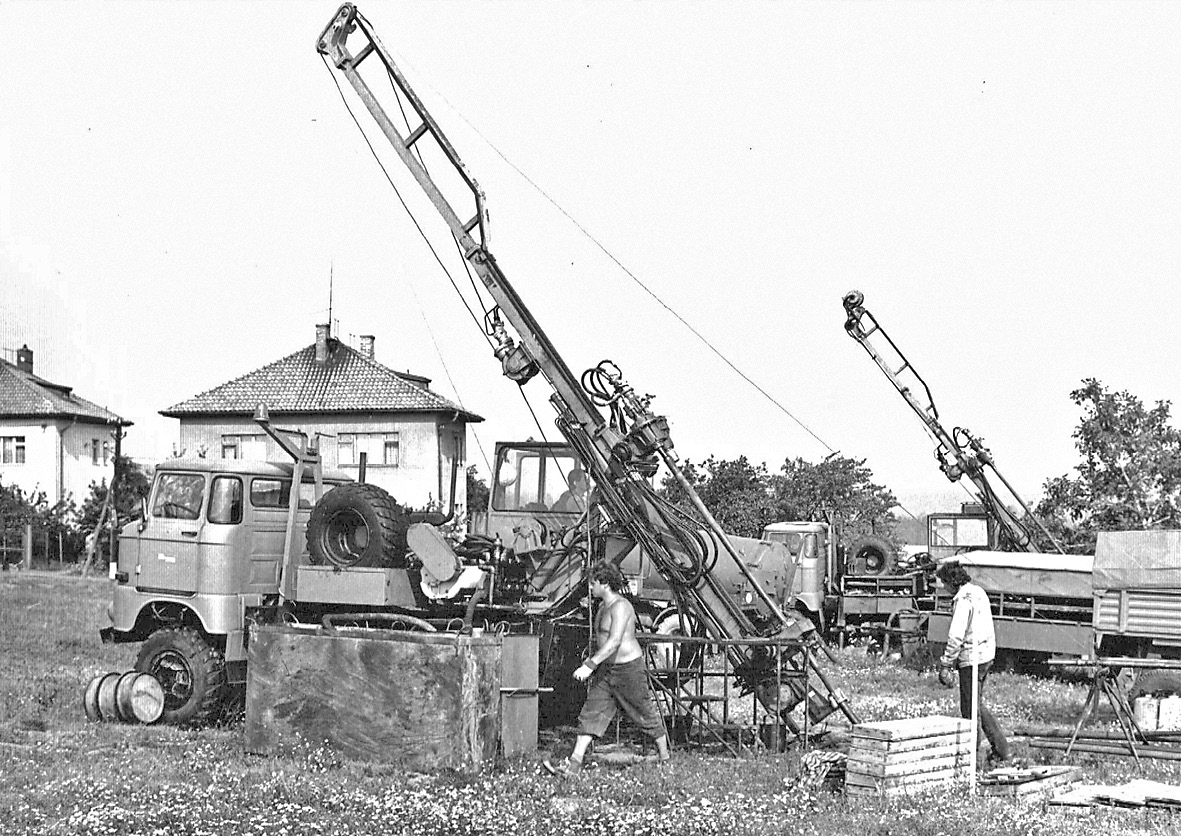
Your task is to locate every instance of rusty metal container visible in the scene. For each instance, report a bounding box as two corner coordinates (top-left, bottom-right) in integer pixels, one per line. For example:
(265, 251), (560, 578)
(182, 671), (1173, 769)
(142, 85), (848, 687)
(244, 623), (501, 773)
(499, 634), (539, 757)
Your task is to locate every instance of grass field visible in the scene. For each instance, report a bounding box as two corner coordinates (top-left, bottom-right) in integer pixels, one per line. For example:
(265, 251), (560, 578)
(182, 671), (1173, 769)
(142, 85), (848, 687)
(3, 570), (1181, 835)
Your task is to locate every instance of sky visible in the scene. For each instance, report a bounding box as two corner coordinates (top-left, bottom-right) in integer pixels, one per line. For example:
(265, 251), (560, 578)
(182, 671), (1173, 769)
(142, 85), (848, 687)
(2, 1), (1179, 517)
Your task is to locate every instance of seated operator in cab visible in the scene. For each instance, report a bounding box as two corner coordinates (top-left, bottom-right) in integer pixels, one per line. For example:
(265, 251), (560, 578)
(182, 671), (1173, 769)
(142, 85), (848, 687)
(553, 468), (590, 513)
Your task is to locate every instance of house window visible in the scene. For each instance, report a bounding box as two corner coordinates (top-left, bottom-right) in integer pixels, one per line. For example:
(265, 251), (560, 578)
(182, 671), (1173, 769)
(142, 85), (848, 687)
(338, 432), (399, 467)
(222, 434), (267, 460)
(1, 436), (25, 465)
(91, 438), (100, 465)
(102, 441), (111, 466)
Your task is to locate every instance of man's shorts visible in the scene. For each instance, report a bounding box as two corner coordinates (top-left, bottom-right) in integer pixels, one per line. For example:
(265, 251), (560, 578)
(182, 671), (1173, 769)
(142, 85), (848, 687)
(577, 657), (666, 740)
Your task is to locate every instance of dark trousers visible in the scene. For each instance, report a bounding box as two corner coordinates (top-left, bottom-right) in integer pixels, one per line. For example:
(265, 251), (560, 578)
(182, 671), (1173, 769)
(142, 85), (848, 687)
(957, 661), (1009, 761)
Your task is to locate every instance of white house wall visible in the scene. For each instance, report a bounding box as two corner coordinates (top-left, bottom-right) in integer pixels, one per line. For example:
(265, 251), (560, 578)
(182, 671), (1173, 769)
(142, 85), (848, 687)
(174, 414), (469, 514)
(0, 419), (116, 507)
(61, 422), (119, 505)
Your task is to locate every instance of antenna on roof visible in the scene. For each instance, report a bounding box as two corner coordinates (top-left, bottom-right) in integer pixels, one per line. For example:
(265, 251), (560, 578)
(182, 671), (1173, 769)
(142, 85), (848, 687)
(327, 262), (334, 336)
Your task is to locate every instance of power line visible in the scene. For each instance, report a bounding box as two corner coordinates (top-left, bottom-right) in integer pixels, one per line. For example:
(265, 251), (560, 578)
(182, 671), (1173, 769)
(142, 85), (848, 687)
(383, 52), (836, 456)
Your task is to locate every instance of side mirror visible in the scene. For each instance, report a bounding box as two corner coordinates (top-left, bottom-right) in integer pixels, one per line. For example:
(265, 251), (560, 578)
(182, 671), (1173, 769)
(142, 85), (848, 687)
(138, 496), (149, 532)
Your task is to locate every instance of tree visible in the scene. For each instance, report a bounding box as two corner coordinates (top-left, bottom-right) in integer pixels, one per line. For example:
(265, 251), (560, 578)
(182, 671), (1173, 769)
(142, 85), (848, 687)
(658, 456), (776, 538)
(1036, 378), (1181, 552)
(657, 453), (898, 545)
(78, 456), (154, 567)
(771, 455), (899, 547)
(466, 465), (490, 514)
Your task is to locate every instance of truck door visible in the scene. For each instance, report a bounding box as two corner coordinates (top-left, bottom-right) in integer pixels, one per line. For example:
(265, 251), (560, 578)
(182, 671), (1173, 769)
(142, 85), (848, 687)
(248, 477), (294, 594)
(137, 472), (206, 594)
(201, 474), (247, 594)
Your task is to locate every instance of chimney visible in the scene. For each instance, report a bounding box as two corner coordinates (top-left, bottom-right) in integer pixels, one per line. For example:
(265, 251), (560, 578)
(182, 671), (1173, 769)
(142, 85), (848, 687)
(315, 324), (330, 364)
(16, 345), (32, 374)
(359, 335), (375, 361)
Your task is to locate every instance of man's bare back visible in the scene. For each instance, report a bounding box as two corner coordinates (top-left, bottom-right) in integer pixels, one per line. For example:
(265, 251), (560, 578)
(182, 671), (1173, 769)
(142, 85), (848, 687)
(595, 595), (642, 665)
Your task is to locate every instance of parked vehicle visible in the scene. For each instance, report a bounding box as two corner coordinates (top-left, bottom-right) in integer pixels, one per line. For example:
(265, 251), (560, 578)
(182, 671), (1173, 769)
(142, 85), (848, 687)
(101, 3), (860, 732)
(101, 443), (355, 724)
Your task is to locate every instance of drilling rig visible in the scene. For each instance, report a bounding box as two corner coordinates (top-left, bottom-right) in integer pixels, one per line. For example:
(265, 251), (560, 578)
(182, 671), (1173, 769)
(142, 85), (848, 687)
(842, 289), (1063, 555)
(316, 3), (857, 736)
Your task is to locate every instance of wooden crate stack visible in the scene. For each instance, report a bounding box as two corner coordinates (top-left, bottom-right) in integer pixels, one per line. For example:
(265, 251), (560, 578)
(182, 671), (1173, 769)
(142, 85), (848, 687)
(846, 716), (973, 797)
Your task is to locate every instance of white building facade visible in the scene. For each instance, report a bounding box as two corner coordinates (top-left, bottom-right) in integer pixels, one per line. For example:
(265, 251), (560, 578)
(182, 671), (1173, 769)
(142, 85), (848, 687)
(161, 326), (479, 515)
(0, 345), (128, 507)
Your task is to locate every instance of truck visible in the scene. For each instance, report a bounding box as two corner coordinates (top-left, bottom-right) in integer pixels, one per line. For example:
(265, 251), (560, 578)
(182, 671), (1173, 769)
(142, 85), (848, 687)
(1092, 531), (1181, 662)
(758, 519), (924, 645)
(101, 3), (858, 734)
(100, 409), (452, 724)
(840, 290), (1099, 667)
(842, 293), (1181, 678)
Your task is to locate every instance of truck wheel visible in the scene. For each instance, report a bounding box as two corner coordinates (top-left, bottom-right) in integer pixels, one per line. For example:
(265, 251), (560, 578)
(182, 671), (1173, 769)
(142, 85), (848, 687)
(307, 483), (408, 568)
(647, 608), (703, 676)
(847, 536), (893, 575)
(1131, 671), (1181, 699)
(135, 627), (226, 726)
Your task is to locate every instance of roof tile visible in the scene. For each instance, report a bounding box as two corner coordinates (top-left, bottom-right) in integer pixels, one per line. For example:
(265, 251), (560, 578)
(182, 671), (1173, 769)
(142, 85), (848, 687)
(161, 340), (482, 421)
(0, 361), (128, 425)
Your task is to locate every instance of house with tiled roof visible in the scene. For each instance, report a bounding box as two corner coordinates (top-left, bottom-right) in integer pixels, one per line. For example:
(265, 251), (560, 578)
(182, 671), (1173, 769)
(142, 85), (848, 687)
(161, 325), (482, 512)
(0, 345), (130, 506)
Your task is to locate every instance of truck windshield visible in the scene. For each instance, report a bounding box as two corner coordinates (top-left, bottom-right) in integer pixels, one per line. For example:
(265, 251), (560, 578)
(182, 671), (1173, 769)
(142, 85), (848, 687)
(492, 448), (580, 512)
(152, 473), (206, 520)
(764, 531), (816, 559)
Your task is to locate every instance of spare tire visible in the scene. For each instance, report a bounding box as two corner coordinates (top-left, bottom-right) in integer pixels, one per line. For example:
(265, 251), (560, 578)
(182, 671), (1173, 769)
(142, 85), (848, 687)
(307, 483), (409, 568)
(847, 535), (894, 576)
(1130, 670), (1181, 700)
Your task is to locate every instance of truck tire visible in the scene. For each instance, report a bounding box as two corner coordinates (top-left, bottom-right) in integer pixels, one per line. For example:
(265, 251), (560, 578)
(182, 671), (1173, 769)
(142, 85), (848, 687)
(647, 607), (704, 676)
(847, 536), (893, 575)
(1131, 671), (1181, 699)
(307, 483), (409, 568)
(135, 627), (226, 726)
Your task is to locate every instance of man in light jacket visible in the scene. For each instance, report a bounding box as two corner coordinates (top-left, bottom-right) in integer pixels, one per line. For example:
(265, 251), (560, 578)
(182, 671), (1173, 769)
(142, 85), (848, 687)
(936, 560), (1010, 763)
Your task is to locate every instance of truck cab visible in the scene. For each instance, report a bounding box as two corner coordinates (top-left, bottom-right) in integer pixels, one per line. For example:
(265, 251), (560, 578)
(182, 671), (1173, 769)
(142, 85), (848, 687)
(101, 458), (353, 723)
(106, 458), (354, 643)
(926, 503), (993, 562)
(478, 441), (803, 623)
(481, 442), (585, 551)
(475, 441), (660, 606)
(760, 521), (831, 628)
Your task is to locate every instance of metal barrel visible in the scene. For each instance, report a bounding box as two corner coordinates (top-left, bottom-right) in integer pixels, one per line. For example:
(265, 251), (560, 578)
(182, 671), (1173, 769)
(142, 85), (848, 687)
(114, 671), (165, 724)
(83, 672), (117, 722)
(95, 672), (122, 721)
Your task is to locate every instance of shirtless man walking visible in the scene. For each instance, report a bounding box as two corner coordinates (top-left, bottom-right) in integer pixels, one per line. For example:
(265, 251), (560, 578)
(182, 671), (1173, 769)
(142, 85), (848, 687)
(544, 560), (670, 776)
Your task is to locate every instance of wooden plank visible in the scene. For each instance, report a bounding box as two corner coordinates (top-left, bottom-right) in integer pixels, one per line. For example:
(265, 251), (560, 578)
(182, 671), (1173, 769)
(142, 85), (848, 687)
(846, 771), (967, 796)
(848, 741), (970, 766)
(845, 766), (966, 787)
(847, 753), (968, 778)
(980, 766), (1081, 797)
(851, 716), (969, 742)
(849, 730), (973, 753)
